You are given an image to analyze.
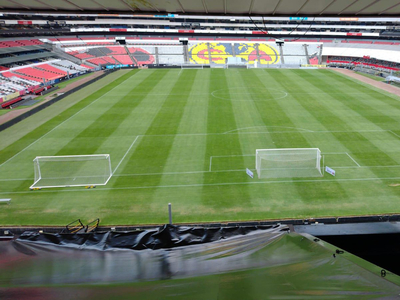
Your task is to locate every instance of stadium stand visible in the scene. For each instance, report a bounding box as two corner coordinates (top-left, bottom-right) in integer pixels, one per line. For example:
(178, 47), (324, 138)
(113, 55), (133, 64)
(14, 67), (63, 81)
(105, 46), (127, 55)
(36, 64), (68, 75)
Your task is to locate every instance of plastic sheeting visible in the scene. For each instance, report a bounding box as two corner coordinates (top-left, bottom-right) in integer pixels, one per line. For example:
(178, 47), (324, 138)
(1, 225), (400, 299)
(17, 224), (283, 250)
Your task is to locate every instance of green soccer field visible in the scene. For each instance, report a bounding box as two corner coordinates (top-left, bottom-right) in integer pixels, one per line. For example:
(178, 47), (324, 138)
(1, 68), (400, 226)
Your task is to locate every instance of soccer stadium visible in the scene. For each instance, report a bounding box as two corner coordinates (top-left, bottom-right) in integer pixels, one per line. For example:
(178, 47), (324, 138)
(2, 1), (400, 298)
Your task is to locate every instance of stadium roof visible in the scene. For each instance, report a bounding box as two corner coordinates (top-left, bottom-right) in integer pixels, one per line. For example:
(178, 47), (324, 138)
(1, 0), (400, 17)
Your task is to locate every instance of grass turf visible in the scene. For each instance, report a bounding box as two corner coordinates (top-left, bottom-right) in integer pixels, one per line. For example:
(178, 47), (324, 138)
(1, 68), (400, 226)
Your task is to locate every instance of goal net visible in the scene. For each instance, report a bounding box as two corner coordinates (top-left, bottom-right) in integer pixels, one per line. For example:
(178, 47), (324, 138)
(256, 148), (322, 179)
(30, 154), (112, 189)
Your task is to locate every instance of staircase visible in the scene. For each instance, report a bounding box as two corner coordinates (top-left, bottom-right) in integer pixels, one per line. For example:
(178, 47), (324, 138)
(125, 45), (136, 65)
(52, 45), (82, 64)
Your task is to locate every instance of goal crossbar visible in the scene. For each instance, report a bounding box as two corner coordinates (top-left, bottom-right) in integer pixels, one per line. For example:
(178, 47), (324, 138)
(30, 154), (112, 189)
(256, 148), (322, 179)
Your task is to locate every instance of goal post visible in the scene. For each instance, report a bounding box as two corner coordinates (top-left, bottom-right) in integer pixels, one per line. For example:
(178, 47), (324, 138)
(181, 64), (204, 69)
(30, 154), (112, 189)
(255, 148), (322, 179)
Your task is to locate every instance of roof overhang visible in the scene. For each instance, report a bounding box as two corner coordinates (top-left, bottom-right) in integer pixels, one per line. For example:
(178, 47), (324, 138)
(0, 0), (400, 17)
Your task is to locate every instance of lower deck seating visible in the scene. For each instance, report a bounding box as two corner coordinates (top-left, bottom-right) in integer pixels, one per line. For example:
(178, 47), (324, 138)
(86, 57), (110, 66)
(113, 55), (133, 64)
(37, 64), (68, 75)
(16, 67), (63, 81)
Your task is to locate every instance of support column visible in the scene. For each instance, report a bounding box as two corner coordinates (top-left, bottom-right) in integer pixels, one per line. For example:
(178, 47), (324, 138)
(155, 46), (159, 65)
(279, 45), (285, 65)
(183, 44), (189, 64)
(255, 43), (261, 65)
(318, 44), (323, 65)
(303, 44), (310, 65)
(206, 43), (212, 65)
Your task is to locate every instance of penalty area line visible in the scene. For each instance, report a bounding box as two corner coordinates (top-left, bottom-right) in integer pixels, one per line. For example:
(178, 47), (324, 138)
(113, 136), (140, 174)
(346, 152), (361, 167)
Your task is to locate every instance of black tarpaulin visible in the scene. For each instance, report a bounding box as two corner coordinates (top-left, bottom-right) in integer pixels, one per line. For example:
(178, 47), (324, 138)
(1, 224), (400, 299)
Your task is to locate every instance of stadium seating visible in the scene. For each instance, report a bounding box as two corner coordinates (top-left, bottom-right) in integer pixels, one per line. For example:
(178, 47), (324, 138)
(113, 55), (133, 64)
(14, 67), (64, 81)
(106, 46), (127, 55)
(75, 53), (95, 60)
(1, 71), (41, 83)
(51, 61), (89, 73)
(87, 57), (113, 66)
(81, 64), (94, 69)
(36, 64), (68, 75)
(0, 39), (43, 48)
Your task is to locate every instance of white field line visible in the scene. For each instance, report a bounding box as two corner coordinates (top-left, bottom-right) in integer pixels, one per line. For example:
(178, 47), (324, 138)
(113, 136), (140, 174)
(324, 152), (347, 155)
(389, 130), (400, 139)
(346, 152), (361, 167)
(3, 176), (400, 195)
(136, 129), (391, 138)
(92, 91), (370, 98)
(0, 72), (138, 169)
(3, 165), (400, 184)
(223, 126), (313, 134)
(4, 164), (400, 183)
(209, 156), (212, 172)
(212, 154), (255, 158)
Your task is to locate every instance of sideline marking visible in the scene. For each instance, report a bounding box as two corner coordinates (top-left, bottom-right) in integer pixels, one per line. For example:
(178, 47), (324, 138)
(135, 129), (391, 138)
(0, 71), (139, 169)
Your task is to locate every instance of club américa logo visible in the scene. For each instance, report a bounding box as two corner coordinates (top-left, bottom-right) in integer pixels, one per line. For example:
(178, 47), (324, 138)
(189, 42), (279, 65)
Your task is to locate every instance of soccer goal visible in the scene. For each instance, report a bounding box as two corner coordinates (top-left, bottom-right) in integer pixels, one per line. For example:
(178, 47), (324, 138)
(30, 154), (112, 189)
(181, 64), (204, 69)
(255, 148), (323, 179)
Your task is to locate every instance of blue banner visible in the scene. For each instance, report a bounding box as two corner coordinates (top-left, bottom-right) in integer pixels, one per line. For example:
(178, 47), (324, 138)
(290, 17), (308, 20)
(325, 166), (336, 176)
(246, 168), (254, 178)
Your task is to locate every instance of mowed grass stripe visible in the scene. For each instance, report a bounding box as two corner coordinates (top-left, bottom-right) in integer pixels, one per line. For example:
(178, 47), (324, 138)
(277, 69), (399, 169)
(147, 70), (211, 222)
(0, 70), (138, 165)
(303, 70), (400, 131)
(325, 70), (400, 112)
(10, 70), (150, 191)
(241, 70), (350, 206)
(201, 69), (252, 210)
(237, 70), (312, 148)
(118, 70), (197, 188)
(0, 70), (132, 150)
(50, 70), (168, 156)
(292, 70), (400, 165)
